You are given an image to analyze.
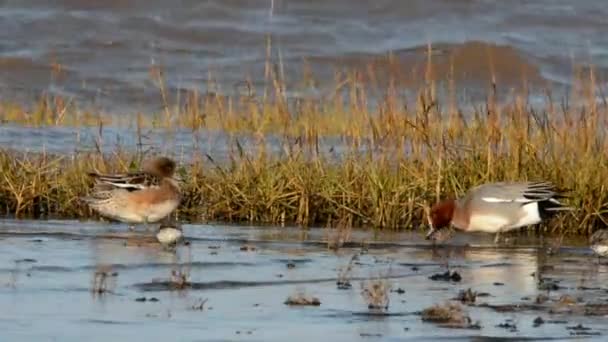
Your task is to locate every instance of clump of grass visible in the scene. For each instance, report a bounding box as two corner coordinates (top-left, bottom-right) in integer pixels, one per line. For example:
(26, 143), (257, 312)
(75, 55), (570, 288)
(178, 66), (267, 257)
(190, 298), (209, 311)
(336, 254), (359, 290)
(421, 302), (481, 329)
(360, 278), (392, 311)
(284, 288), (321, 306)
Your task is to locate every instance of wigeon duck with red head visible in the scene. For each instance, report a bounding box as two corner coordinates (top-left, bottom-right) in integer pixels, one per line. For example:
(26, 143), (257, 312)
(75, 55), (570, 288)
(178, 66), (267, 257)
(426, 181), (573, 243)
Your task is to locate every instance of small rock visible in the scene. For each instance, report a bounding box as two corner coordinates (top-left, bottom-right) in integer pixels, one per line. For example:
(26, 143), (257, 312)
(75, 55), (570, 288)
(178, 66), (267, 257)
(493, 282), (504, 286)
(240, 245), (256, 252)
(135, 297), (147, 302)
(286, 262), (296, 269)
(533, 316), (545, 327)
(391, 288), (405, 294)
(411, 266), (419, 271)
(149, 297), (159, 302)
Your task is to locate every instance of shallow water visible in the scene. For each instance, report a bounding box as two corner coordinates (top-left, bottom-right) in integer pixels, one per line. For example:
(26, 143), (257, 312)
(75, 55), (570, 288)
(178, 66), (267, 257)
(0, 219), (606, 341)
(1, 1), (607, 112)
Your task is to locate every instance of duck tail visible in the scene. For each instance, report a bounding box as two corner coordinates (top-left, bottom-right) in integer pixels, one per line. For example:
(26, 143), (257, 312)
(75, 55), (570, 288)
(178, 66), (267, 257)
(538, 197), (575, 220)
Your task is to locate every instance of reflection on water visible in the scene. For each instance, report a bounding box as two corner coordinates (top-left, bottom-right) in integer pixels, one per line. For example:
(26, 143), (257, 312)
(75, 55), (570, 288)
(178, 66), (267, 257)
(0, 219), (606, 340)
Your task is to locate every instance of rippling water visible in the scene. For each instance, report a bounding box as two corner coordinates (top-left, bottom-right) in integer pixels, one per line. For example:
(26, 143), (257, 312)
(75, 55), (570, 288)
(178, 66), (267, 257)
(1, 0), (607, 112)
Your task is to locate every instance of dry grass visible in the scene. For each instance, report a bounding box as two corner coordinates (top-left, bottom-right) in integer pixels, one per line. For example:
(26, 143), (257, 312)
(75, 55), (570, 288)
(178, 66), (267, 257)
(360, 278), (392, 311)
(284, 288), (321, 306)
(0, 45), (607, 235)
(421, 302), (481, 329)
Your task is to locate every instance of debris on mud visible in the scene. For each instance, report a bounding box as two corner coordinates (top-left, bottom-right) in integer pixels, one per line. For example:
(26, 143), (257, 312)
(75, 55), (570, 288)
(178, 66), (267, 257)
(567, 324), (592, 331)
(538, 278), (562, 292)
(496, 319), (518, 332)
(191, 298), (209, 311)
(454, 288), (477, 304)
(421, 302), (481, 329)
(474, 303), (544, 313)
(391, 287), (405, 295)
(566, 323), (601, 336)
(583, 303), (608, 316)
(429, 271), (461, 282)
(535, 294), (549, 304)
(15, 258), (37, 263)
(135, 297), (159, 303)
(361, 279), (391, 311)
(360, 333), (383, 338)
(336, 280), (352, 290)
(240, 245), (256, 252)
(284, 291), (321, 306)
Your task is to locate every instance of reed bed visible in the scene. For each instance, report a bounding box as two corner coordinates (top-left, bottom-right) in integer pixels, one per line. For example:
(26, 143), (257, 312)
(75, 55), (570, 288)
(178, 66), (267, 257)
(0, 48), (607, 235)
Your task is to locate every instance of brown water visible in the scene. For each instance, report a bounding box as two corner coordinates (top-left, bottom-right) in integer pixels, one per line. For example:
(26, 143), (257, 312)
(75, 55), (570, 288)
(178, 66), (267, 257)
(1, 0), (607, 112)
(0, 219), (607, 341)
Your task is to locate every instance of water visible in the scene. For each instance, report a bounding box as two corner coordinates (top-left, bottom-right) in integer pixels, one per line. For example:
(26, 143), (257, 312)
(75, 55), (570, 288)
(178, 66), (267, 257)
(1, 0), (608, 112)
(0, 219), (607, 340)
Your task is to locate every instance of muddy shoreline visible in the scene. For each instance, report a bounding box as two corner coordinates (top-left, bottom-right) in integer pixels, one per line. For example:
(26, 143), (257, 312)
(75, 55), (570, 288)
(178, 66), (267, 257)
(0, 219), (607, 340)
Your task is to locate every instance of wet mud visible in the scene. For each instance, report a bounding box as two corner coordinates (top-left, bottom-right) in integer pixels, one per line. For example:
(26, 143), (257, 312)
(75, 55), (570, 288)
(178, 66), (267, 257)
(0, 219), (606, 340)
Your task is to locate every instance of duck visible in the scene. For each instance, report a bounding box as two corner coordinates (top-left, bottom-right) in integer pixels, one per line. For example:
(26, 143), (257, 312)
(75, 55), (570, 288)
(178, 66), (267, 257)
(425, 181), (573, 243)
(589, 229), (608, 261)
(82, 156), (181, 229)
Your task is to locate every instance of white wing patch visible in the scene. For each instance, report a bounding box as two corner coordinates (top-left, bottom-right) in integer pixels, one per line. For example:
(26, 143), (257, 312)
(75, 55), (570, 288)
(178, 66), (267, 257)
(467, 214), (511, 233)
(104, 182), (148, 190)
(510, 202), (541, 229)
(481, 197), (530, 203)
